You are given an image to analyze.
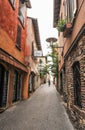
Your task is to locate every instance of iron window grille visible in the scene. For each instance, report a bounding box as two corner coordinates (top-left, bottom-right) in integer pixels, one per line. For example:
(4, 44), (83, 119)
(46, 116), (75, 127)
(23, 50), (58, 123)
(60, 72), (63, 95)
(72, 61), (82, 108)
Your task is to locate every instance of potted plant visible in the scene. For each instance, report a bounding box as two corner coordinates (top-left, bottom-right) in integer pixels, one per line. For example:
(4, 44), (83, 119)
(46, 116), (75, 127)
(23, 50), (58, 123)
(56, 18), (72, 37)
(57, 19), (66, 32)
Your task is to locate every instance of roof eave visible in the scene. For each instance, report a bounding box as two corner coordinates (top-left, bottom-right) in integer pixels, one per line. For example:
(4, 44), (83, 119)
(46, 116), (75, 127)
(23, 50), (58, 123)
(32, 18), (42, 50)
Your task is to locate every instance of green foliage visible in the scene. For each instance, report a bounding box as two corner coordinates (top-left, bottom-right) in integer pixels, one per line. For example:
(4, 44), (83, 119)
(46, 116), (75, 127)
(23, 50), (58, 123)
(39, 59), (43, 64)
(40, 64), (49, 78)
(57, 19), (66, 32)
(39, 44), (59, 78)
(47, 49), (58, 78)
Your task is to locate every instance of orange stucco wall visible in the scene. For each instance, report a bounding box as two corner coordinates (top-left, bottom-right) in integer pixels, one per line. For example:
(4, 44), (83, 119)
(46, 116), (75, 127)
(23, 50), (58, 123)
(0, 0), (27, 64)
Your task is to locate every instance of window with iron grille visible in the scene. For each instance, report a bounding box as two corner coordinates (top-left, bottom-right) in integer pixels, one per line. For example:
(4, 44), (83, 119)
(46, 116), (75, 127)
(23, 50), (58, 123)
(72, 61), (82, 108)
(16, 25), (21, 49)
(60, 72), (63, 95)
(9, 0), (15, 9)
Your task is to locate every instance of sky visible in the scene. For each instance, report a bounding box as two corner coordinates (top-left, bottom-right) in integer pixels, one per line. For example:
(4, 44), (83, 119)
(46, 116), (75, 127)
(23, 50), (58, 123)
(28, 0), (58, 56)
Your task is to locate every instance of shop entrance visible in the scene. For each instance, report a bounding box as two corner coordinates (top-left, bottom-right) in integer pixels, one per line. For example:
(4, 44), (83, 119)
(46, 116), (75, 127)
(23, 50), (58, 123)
(0, 64), (9, 107)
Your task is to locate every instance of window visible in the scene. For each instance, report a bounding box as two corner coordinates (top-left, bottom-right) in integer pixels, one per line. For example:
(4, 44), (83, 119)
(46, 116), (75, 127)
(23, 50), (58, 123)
(60, 72), (63, 94)
(63, 0), (67, 19)
(16, 25), (21, 49)
(12, 71), (21, 102)
(0, 64), (9, 107)
(72, 61), (82, 108)
(64, 0), (77, 22)
(18, 0), (26, 26)
(32, 42), (34, 58)
(18, 8), (24, 26)
(68, 0), (77, 21)
(9, 0), (15, 9)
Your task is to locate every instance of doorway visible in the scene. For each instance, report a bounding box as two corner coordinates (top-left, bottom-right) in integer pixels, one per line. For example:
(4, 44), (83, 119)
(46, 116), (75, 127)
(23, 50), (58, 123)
(0, 64), (9, 107)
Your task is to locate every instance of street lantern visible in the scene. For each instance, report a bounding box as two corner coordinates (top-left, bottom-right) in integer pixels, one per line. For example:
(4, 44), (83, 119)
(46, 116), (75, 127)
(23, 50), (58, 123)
(46, 37), (57, 47)
(46, 37), (64, 48)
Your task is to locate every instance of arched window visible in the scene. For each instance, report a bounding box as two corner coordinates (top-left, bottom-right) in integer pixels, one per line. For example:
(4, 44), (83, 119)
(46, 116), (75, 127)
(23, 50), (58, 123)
(72, 61), (82, 108)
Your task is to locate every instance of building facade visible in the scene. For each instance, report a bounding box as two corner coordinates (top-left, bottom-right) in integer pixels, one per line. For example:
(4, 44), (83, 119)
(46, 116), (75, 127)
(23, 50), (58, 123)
(53, 0), (85, 129)
(25, 17), (42, 95)
(0, 0), (31, 112)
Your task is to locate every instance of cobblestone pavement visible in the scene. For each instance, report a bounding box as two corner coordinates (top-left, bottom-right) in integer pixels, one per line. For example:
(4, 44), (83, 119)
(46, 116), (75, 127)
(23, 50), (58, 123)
(0, 83), (74, 130)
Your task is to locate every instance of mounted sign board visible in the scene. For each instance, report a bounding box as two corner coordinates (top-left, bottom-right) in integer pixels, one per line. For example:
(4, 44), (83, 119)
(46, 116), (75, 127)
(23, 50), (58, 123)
(34, 50), (43, 57)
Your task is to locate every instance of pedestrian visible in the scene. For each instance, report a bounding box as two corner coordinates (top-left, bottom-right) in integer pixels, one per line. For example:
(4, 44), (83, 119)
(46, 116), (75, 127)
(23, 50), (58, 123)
(48, 79), (50, 86)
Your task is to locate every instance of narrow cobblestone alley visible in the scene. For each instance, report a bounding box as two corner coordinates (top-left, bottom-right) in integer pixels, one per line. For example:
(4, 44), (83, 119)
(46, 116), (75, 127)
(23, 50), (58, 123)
(0, 83), (74, 130)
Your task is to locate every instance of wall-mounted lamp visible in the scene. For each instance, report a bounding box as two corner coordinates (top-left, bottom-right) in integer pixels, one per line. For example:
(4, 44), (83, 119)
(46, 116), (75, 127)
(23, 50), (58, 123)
(46, 37), (63, 48)
(46, 37), (57, 47)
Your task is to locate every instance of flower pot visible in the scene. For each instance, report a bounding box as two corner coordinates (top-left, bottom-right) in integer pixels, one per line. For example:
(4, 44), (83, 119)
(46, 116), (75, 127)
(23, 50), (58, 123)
(66, 23), (72, 28)
(63, 23), (72, 37)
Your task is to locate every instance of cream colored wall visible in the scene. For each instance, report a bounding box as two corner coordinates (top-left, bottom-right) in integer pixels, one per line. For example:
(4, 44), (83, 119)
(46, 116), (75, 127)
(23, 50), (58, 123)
(26, 18), (38, 73)
(26, 17), (41, 88)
